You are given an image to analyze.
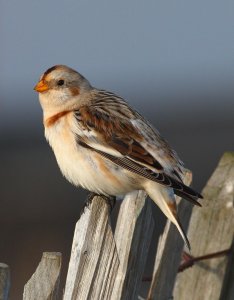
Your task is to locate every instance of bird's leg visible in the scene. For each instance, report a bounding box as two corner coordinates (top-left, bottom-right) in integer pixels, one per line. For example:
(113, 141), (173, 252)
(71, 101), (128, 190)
(178, 248), (232, 272)
(80, 192), (98, 216)
(86, 192), (98, 207)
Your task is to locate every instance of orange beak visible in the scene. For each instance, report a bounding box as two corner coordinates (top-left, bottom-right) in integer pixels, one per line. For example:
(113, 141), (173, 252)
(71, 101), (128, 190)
(34, 80), (49, 93)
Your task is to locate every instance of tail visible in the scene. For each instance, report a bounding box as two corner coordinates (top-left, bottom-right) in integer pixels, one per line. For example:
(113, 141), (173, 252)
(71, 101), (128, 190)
(172, 180), (203, 207)
(144, 181), (191, 249)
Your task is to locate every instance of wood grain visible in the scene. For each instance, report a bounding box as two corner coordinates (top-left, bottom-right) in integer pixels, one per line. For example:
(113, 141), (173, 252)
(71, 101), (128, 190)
(173, 152), (234, 300)
(112, 191), (154, 300)
(63, 195), (119, 300)
(0, 263), (10, 300)
(23, 252), (61, 300)
(63, 191), (153, 300)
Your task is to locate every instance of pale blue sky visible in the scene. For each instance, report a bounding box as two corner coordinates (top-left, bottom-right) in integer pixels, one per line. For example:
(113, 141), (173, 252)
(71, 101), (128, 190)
(1, 0), (234, 133)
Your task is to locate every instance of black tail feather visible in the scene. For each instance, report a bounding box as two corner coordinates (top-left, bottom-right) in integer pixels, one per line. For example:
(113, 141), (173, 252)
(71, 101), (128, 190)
(174, 189), (202, 206)
(172, 179), (203, 206)
(77, 139), (203, 207)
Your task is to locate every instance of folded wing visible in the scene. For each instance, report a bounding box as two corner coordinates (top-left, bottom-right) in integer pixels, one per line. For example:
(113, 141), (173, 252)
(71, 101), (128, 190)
(74, 90), (202, 205)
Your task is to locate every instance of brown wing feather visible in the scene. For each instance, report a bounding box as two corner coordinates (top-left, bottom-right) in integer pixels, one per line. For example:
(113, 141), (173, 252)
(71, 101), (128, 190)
(77, 140), (202, 207)
(75, 89), (184, 181)
(77, 105), (163, 172)
(74, 90), (202, 205)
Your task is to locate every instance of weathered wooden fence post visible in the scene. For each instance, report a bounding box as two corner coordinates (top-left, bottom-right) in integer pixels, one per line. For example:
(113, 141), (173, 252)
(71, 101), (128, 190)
(23, 252), (62, 300)
(0, 263), (10, 300)
(63, 195), (119, 299)
(173, 152), (234, 300)
(2, 152), (233, 300)
(63, 191), (154, 300)
(112, 191), (154, 299)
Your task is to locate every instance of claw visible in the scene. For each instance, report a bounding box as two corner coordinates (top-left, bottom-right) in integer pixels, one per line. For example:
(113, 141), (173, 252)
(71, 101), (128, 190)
(80, 193), (116, 217)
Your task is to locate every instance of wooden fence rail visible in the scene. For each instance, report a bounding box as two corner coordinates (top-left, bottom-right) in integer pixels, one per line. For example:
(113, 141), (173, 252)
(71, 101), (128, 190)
(0, 152), (233, 299)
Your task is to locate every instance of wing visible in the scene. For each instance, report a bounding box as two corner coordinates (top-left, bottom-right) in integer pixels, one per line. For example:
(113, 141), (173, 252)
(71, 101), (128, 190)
(74, 89), (202, 204)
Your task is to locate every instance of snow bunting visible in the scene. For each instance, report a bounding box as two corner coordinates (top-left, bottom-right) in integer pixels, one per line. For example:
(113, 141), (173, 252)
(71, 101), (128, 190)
(34, 65), (202, 248)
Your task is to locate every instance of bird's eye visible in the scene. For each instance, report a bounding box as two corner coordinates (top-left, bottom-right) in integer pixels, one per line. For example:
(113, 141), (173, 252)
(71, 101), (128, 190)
(57, 79), (65, 86)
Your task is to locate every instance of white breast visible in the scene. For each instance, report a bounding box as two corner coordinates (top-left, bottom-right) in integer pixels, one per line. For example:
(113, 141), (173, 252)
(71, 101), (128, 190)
(44, 117), (139, 196)
(45, 119), (96, 188)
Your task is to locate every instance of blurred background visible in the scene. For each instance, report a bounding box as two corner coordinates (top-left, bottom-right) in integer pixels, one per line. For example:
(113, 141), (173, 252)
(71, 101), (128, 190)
(1, 0), (233, 298)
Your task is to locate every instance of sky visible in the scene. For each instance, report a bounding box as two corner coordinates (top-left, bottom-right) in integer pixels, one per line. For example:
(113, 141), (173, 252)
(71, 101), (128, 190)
(1, 0), (234, 135)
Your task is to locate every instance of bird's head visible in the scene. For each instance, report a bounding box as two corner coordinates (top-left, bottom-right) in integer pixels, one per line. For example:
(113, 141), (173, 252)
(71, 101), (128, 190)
(34, 65), (92, 113)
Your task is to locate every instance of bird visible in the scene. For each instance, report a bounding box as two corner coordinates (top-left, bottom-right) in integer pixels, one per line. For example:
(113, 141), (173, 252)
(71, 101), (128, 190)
(34, 65), (202, 249)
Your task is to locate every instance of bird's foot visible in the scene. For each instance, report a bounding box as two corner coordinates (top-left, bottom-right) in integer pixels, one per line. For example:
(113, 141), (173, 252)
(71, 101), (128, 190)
(80, 193), (116, 217)
(102, 195), (116, 212)
(79, 192), (98, 216)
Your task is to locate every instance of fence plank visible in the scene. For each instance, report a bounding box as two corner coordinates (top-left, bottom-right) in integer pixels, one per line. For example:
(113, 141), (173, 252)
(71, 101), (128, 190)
(63, 195), (119, 300)
(147, 171), (192, 300)
(111, 191), (154, 300)
(0, 263), (10, 300)
(64, 191), (153, 300)
(23, 252), (62, 300)
(173, 152), (234, 300)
